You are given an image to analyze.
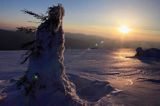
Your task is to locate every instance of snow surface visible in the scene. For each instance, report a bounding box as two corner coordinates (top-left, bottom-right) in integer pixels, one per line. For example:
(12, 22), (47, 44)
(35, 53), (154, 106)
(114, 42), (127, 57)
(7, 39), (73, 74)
(0, 49), (160, 106)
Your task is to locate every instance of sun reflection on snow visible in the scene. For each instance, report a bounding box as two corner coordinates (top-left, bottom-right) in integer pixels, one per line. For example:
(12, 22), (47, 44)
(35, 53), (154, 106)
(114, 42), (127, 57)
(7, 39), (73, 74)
(109, 77), (134, 89)
(113, 48), (135, 58)
(111, 49), (143, 67)
(107, 49), (142, 88)
(125, 79), (134, 85)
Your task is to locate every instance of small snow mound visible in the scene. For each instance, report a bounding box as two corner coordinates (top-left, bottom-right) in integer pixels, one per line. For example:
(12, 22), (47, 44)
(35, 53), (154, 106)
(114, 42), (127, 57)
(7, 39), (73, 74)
(0, 74), (121, 106)
(111, 88), (123, 95)
(68, 74), (117, 102)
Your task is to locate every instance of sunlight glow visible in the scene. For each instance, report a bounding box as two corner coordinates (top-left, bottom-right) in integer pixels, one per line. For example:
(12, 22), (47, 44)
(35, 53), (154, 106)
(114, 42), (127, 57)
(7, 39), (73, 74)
(119, 25), (131, 34)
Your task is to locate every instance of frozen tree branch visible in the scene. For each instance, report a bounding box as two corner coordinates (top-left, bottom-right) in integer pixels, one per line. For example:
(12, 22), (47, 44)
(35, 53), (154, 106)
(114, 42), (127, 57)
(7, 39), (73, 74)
(21, 9), (47, 21)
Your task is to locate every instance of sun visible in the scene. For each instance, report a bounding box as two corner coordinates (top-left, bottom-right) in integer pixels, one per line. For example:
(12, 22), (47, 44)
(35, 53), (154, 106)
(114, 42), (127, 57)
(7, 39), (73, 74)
(119, 25), (131, 34)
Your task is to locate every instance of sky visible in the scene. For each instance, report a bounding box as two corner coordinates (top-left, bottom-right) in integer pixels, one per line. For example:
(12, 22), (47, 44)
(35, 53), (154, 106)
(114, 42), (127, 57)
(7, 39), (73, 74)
(0, 0), (160, 41)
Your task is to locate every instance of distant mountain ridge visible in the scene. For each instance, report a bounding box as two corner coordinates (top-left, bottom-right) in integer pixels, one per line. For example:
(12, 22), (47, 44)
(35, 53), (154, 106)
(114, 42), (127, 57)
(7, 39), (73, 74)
(0, 29), (117, 50)
(0, 29), (160, 50)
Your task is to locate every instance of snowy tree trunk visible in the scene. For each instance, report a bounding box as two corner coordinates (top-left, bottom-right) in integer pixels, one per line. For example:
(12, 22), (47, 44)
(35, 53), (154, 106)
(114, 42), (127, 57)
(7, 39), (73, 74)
(0, 5), (86, 106)
(22, 15), (85, 106)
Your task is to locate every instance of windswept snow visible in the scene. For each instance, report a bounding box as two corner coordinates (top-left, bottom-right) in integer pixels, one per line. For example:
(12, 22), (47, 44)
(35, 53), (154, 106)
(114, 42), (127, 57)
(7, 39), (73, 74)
(0, 49), (160, 106)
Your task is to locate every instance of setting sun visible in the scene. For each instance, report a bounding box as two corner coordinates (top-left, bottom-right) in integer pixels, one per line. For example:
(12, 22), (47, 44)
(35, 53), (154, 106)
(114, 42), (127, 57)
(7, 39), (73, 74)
(119, 25), (131, 34)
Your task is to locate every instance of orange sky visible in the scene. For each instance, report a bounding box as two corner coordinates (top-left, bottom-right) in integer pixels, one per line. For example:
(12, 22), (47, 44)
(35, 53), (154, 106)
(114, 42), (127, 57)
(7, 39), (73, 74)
(0, 0), (160, 42)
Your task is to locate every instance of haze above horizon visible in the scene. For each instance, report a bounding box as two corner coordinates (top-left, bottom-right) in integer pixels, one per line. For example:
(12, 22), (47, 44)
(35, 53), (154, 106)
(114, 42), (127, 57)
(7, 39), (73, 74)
(0, 0), (160, 41)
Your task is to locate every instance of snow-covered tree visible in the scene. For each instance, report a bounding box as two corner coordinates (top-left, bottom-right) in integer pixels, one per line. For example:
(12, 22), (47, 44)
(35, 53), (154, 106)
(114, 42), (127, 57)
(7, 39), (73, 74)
(16, 4), (85, 106)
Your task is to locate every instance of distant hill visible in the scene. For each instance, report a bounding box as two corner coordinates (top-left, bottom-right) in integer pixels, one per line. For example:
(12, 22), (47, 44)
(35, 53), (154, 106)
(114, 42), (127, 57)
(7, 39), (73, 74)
(0, 29), (34, 50)
(0, 29), (160, 50)
(0, 29), (117, 50)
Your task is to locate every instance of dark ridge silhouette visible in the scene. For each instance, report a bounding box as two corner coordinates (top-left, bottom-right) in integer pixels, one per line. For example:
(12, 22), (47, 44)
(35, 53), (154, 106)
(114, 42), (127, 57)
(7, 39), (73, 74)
(0, 29), (118, 50)
(0, 29), (34, 50)
(0, 29), (160, 50)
